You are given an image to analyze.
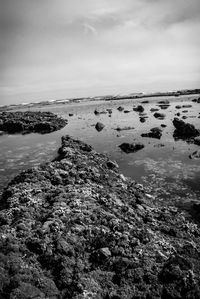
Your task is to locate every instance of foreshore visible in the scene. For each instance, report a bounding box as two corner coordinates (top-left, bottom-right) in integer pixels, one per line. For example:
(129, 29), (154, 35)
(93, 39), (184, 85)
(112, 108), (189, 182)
(0, 135), (200, 298)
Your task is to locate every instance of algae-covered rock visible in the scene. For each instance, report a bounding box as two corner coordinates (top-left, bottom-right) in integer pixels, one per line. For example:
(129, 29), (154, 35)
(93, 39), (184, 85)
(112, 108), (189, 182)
(0, 136), (200, 298)
(0, 111), (67, 134)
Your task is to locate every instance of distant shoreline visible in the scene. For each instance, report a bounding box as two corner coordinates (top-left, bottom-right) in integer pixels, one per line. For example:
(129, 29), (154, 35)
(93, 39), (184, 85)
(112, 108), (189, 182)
(1, 88), (199, 112)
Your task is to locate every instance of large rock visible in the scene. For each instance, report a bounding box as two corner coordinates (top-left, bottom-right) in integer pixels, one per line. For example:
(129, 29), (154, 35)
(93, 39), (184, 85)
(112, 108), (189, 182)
(141, 127), (162, 139)
(119, 142), (144, 153)
(0, 136), (200, 299)
(173, 118), (199, 139)
(0, 111), (67, 134)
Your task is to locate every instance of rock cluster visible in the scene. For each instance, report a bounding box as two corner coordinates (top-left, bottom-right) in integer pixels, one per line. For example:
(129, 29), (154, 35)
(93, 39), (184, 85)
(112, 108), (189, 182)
(0, 111), (68, 134)
(0, 136), (200, 298)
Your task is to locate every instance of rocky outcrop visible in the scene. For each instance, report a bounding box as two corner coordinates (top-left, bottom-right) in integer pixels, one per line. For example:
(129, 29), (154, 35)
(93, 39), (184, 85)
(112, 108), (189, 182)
(141, 127), (162, 139)
(0, 136), (200, 299)
(0, 111), (67, 134)
(173, 118), (200, 140)
(119, 142), (144, 153)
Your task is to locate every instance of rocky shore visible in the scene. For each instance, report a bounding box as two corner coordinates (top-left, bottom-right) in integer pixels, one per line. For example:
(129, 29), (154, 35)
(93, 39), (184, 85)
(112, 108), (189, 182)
(0, 136), (200, 298)
(0, 111), (68, 134)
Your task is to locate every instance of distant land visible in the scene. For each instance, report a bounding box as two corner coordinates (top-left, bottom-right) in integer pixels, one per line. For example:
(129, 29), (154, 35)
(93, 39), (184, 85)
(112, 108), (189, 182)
(0, 88), (200, 112)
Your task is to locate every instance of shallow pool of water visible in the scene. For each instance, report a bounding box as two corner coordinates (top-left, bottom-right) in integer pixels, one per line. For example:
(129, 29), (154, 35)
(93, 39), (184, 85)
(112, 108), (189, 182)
(0, 95), (200, 207)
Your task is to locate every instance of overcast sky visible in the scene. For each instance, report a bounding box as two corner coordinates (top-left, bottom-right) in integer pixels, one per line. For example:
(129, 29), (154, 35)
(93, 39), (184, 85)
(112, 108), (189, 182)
(0, 0), (200, 105)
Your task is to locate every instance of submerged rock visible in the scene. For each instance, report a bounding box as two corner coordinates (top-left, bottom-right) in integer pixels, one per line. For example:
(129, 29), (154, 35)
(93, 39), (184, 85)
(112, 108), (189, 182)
(0, 135), (200, 298)
(0, 111), (68, 134)
(173, 118), (199, 140)
(95, 122), (105, 132)
(141, 127), (162, 139)
(119, 142), (144, 153)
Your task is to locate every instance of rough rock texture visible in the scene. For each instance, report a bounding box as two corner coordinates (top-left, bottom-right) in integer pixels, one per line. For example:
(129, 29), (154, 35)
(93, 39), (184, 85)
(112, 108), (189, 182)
(0, 136), (200, 299)
(119, 142), (144, 153)
(0, 111), (68, 134)
(173, 118), (200, 140)
(141, 127), (162, 139)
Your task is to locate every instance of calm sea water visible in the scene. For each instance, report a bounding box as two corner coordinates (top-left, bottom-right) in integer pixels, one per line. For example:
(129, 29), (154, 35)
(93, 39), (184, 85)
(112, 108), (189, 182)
(0, 95), (200, 208)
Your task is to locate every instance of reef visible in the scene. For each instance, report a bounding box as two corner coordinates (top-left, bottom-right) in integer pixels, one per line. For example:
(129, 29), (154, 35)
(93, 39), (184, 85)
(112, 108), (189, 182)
(0, 111), (68, 134)
(0, 136), (200, 299)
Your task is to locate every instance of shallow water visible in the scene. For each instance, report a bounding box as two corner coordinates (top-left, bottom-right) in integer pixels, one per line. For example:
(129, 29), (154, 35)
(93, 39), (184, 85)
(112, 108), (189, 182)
(0, 95), (200, 208)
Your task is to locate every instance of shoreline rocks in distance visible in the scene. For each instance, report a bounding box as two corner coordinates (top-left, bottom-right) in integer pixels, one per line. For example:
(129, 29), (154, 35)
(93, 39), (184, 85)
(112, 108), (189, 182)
(0, 111), (68, 134)
(0, 136), (200, 298)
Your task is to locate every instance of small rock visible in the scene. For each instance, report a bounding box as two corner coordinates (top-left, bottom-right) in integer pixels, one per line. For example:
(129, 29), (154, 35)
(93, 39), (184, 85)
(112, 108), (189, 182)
(117, 106), (124, 111)
(95, 122), (105, 132)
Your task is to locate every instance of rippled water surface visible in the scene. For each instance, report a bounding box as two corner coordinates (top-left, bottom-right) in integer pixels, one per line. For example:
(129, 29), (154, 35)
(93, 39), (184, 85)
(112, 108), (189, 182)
(0, 95), (200, 207)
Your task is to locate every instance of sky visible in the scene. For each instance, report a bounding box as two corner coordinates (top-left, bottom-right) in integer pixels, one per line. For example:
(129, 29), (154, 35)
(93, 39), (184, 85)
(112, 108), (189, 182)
(0, 0), (200, 105)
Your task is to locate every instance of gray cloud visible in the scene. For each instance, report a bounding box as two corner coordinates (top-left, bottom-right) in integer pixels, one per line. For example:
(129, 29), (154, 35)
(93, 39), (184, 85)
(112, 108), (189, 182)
(0, 0), (200, 105)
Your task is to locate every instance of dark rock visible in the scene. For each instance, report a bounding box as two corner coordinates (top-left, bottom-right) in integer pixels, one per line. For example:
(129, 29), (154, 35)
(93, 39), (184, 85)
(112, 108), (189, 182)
(154, 112), (165, 120)
(175, 105), (182, 109)
(141, 100), (149, 103)
(117, 106), (124, 111)
(69, 113), (74, 117)
(141, 127), (162, 139)
(119, 142), (144, 153)
(161, 124), (167, 128)
(182, 115), (187, 119)
(189, 150), (200, 159)
(95, 122), (105, 132)
(173, 118), (199, 140)
(0, 111), (67, 134)
(124, 110), (131, 113)
(133, 105), (144, 113)
(176, 112), (180, 116)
